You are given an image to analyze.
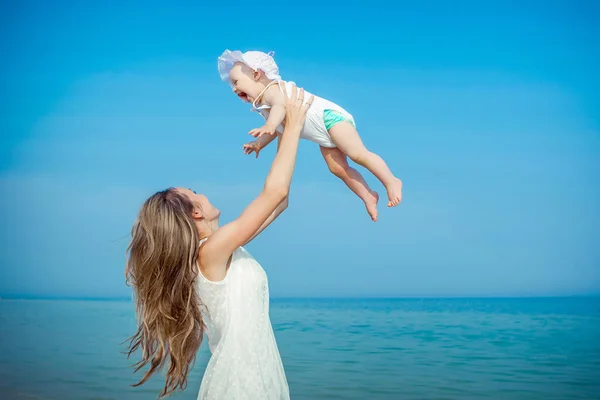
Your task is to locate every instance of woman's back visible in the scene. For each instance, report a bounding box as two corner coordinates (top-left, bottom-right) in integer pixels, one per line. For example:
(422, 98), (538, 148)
(196, 244), (289, 399)
(126, 84), (310, 399)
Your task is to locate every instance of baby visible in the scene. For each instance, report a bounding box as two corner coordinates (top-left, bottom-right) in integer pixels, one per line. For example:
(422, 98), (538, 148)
(218, 50), (403, 221)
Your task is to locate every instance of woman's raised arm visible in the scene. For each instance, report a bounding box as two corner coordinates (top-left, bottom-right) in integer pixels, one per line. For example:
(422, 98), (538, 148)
(200, 84), (313, 280)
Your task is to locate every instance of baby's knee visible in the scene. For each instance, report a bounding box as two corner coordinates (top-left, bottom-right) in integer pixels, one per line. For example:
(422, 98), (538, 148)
(347, 149), (370, 165)
(327, 161), (347, 177)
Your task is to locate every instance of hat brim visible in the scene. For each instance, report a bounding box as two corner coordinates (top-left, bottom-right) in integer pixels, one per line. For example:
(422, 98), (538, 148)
(218, 50), (245, 83)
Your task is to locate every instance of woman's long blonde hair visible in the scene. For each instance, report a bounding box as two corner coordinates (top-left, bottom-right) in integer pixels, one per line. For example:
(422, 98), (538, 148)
(125, 188), (204, 398)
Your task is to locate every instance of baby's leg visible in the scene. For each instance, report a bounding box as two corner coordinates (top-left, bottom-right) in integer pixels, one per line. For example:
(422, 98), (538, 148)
(328, 122), (402, 207)
(320, 146), (379, 222)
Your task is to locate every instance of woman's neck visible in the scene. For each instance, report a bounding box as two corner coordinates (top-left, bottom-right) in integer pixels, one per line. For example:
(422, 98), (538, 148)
(197, 222), (218, 241)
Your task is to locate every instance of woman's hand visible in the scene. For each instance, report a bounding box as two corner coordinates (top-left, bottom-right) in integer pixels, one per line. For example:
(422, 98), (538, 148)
(282, 84), (314, 133)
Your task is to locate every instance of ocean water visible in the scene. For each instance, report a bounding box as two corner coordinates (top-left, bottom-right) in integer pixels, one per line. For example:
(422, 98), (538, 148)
(0, 297), (599, 400)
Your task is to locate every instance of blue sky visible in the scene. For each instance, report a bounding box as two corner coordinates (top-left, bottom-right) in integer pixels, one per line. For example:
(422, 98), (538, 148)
(1, 0), (598, 298)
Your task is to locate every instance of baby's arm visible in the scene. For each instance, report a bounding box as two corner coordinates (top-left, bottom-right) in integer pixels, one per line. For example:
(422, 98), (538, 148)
(263, 86), (286, 132)
(243, 131), (278, 157)
(256, 128), (281, 147)
(249, 85), (286, 138)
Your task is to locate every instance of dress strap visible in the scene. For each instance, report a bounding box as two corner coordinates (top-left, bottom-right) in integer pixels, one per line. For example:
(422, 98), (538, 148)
(251, 80), (280, 112)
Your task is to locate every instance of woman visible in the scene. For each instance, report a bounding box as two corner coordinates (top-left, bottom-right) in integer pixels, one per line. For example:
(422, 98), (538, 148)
(125, 84), (314, 399)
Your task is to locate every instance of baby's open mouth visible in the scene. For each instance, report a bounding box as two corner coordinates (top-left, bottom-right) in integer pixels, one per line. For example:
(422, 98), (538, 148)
(237, 92), (249, 101)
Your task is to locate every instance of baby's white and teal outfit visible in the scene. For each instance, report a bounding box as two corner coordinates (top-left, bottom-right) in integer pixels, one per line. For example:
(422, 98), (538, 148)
(218, 50), (355, 148)
(252, 80), (355, 148)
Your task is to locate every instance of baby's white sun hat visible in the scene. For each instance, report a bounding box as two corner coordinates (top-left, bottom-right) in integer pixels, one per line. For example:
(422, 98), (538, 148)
(218, 49), (281, 84)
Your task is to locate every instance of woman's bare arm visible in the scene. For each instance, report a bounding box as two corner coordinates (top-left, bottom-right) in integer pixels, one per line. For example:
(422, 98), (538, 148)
(242, 134), (287, 245)
(200, 85), (313, 280)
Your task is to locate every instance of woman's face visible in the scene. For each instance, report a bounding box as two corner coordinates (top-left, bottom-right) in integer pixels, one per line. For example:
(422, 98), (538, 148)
(175, 188), (221, 223)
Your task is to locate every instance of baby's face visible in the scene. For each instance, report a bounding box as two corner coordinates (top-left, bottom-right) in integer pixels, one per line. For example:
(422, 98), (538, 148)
(229, 63), (263, 103)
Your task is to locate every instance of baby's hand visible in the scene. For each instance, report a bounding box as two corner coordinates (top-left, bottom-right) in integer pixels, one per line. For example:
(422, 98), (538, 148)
(249, 124), (276, 138)
(243, 140), (262, 158)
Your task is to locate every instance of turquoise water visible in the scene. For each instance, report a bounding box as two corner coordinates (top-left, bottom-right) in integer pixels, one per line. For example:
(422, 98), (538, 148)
(1, 297), (599, 399)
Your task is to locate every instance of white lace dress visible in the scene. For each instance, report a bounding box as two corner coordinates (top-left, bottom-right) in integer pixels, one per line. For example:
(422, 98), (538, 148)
(196, 242), (290, 400)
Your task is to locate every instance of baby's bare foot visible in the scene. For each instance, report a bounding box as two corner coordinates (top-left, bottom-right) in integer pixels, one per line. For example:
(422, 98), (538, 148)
(365, 191), (379, 221)
(386, 178), (403, 207)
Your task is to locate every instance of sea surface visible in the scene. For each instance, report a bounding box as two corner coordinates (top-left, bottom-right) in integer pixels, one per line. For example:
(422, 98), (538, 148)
(0, 297), (599, 400)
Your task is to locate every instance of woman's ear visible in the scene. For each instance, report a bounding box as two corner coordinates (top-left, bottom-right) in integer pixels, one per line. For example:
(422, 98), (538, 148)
(192, 207), (204, 221)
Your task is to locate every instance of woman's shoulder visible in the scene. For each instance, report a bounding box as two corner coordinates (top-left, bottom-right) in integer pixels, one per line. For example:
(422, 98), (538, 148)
(197, 238), (236, 283)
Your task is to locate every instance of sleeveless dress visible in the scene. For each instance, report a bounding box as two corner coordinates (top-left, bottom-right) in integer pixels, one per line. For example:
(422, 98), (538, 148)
(251, 80), (355, 148)
(196, 241), (290, 400)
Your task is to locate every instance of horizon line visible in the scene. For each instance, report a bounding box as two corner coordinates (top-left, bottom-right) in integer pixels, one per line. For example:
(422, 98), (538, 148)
(1, 294), (599, 302)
